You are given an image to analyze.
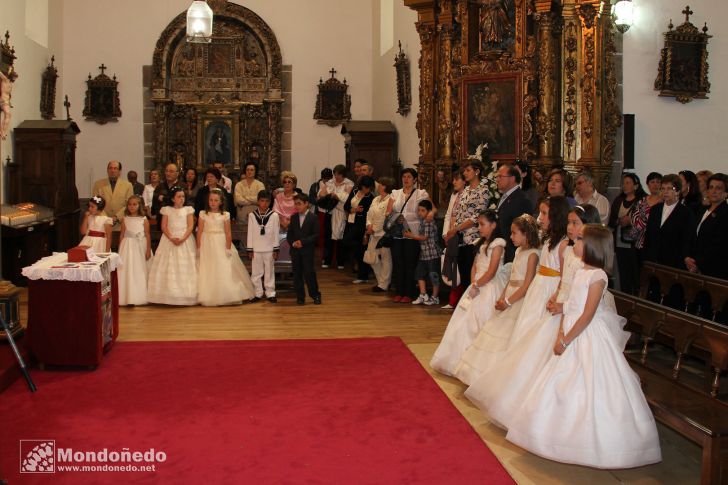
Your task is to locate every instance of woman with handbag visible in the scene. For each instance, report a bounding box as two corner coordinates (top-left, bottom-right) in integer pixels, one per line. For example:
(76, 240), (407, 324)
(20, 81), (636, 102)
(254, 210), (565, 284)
(389, 168), (430, 303)
(319, 164), (354, 269)
(441, 170), (467, 309)
(365, 177), (395, 292)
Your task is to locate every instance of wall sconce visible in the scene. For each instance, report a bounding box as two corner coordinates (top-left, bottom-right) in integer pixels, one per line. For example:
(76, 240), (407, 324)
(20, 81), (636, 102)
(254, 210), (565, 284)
(186, 1), (213, 43)
(614, 0), (635, 33)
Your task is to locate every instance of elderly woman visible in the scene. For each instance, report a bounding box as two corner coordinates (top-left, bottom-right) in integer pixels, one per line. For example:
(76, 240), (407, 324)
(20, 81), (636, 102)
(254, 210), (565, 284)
(273, 171), (299, 230)
(389, 168), (430, 303)
(366, 177), (395, 292)
(319, 164), (354, 269)
(234, 161), (266, 224)
(686, 173), (728, 279)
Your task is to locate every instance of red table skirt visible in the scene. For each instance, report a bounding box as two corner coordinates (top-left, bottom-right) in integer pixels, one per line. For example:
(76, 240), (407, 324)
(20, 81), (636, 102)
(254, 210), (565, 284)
(27, 271), (119, 367)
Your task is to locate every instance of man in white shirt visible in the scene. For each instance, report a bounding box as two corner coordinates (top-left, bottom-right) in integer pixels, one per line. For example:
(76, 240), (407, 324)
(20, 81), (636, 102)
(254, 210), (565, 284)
(574, 170), (610, 224)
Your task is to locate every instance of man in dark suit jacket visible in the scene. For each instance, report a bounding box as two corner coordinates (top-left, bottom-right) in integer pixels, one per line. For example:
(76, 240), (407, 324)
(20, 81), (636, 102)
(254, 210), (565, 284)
(287, 194), (321, 305)
(686, 173), (728, 279)
(643, 174), (696, 270)
(495, 163), (534, 263)
(151, 162), (181, 217)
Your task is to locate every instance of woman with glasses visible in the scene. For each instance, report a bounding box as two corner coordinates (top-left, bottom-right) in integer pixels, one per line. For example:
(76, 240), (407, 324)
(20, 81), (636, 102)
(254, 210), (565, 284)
(273, 171), (300, 230)
(643, 174), (696, 270)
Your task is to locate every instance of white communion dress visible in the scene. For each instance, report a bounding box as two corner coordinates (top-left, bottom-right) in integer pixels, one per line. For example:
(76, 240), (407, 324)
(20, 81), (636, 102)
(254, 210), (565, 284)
(453, 246), (540, 385)
(79, 214), (112, 254)
(197, 211), (255, 306)
(466, 245), (582, 428)
(430, 238), (510, 376)
(148, 206), (198, 305)
(505, 268), (662, 469)
(117, 216), (151, 306)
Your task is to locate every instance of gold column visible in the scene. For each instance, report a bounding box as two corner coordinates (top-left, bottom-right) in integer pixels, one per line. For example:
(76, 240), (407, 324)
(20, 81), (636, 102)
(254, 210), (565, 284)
(534, 6), (561, 171)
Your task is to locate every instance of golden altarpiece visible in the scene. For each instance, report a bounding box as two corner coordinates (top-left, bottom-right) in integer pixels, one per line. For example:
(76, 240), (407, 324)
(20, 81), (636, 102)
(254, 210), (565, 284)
(151, 1), (283, 187)
(404, 0), (621, 196)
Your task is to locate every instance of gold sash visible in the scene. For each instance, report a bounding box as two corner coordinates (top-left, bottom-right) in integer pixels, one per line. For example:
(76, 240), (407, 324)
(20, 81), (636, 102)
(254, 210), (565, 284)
(538, 265), (561, 277)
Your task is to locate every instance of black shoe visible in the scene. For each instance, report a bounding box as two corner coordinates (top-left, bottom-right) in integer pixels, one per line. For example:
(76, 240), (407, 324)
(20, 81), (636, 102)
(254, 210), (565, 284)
(313, 296), (322, 305)
(249, 297), (261, 303)
(297, 299), (305, 305)
(372, 286), (386, 293)
(267, 297), (277, 303)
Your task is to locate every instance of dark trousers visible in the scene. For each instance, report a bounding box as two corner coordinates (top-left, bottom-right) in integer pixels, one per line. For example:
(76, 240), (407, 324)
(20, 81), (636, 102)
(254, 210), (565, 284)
(457, 244), (476, 289)
(345, 223), (370, 279)
(391, 238), (420, 298)
(323, 213), (334, 265)
(616, 246), (640, 295)
(292, 249), (320, 301)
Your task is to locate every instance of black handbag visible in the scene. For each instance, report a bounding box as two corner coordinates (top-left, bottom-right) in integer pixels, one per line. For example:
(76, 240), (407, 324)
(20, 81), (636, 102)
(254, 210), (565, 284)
(377, 189), (416, 249)
(317, 194), (339, 212)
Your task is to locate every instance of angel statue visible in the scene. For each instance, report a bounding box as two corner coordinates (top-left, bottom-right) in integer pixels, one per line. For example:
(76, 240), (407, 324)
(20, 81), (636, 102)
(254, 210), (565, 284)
(477, 0), (512, 49)
(0, 66), (18, 140)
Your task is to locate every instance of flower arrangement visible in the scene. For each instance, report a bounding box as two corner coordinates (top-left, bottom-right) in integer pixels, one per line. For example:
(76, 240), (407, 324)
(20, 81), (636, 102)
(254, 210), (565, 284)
(468, 143), (500, 209)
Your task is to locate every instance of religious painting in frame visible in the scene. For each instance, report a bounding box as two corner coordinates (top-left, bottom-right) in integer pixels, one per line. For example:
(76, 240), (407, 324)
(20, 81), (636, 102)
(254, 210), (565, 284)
(196, 110), (240, 169)
(461, 72), (522, 161)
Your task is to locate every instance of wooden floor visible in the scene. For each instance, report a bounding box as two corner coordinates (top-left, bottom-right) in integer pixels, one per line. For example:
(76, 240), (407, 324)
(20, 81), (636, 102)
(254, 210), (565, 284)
(16, 267), (702, 484)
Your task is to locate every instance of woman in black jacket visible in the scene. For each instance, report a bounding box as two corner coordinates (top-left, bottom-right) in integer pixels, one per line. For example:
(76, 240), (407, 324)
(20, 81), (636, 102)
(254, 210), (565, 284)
(686, 173), (728, 280)
(643, 174), (696, 270)
(343, 176), (375, 283)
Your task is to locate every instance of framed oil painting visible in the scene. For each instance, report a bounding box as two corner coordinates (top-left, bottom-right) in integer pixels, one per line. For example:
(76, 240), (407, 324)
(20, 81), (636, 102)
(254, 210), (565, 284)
(462, 72), (521, 161)
(196, 111), (240, 169)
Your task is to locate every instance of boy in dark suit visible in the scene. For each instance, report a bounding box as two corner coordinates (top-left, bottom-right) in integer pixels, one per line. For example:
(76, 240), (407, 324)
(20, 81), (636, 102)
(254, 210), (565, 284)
(287, 194), (322, 305)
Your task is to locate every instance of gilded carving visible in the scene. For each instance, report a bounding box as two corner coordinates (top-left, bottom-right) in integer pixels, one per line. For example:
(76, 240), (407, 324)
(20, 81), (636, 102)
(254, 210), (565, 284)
(151, 0), (282, 179)
(602, 18), (621, 166)
(416, 22), (436, 164)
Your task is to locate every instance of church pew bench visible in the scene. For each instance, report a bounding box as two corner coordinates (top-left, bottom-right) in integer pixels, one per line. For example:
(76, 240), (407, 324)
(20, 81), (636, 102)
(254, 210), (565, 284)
(631, 363), (728, 485)
(640, 262), (728, 321)
(613, 290), (728, 397)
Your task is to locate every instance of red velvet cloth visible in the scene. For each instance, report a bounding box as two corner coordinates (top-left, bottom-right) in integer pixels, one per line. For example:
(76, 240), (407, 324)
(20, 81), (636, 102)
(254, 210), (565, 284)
(0, 338), (513, 484)
(27, 271), (119, 367)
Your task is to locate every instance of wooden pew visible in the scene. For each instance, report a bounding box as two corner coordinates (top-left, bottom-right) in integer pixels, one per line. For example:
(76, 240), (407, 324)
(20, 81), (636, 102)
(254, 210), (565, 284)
(640, 262), (728, 321)
(613, 290), (728, 397)
(631, 364), (728, 485)
(614, 289), (728, 483)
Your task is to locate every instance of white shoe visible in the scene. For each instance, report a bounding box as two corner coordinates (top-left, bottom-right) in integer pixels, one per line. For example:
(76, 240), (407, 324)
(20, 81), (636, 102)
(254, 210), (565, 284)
(322, 264), (330, 269)
(425, 296), (439, 306)
(412, 294), (428, 305)
(352, 279), (368, 284)
(337, 265), (345, 270)
(441, 304), (454, 309)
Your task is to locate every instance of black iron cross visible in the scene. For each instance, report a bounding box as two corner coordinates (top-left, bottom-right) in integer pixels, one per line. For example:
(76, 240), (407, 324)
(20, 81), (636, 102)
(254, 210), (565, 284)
(682, 5), (693, 22)
(98, 63), (107, 75)
(329, 68), (337, 78)
(64, 95), (72, 120)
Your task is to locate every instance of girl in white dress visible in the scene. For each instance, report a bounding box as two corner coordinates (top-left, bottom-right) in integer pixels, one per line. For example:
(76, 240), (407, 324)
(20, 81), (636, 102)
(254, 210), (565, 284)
(197, 189), (255, 306)
(117, 195), (152, 306)
(506, 224), (661, 469)
(454, 214), (540, 385)
(466, 204), (602, 428)
(148, 187), (198, 305)
(79, 196), (112, 254)
(430, 209), (509, 376)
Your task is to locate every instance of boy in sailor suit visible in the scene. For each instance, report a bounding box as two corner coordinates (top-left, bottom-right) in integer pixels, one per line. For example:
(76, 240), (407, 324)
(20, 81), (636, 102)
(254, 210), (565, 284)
(247, 190), (280, 303)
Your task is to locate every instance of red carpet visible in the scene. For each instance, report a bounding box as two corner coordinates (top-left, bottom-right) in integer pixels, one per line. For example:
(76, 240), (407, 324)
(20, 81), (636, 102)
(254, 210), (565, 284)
(0, 338), (513, 484)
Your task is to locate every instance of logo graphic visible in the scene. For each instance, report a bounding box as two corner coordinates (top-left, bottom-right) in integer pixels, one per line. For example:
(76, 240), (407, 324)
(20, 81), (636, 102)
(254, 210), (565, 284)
(20, 440), (55, 473)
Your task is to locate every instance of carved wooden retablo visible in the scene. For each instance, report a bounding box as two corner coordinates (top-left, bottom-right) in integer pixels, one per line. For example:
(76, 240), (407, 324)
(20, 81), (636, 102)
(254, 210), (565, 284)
(151, 0), (283, 186)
